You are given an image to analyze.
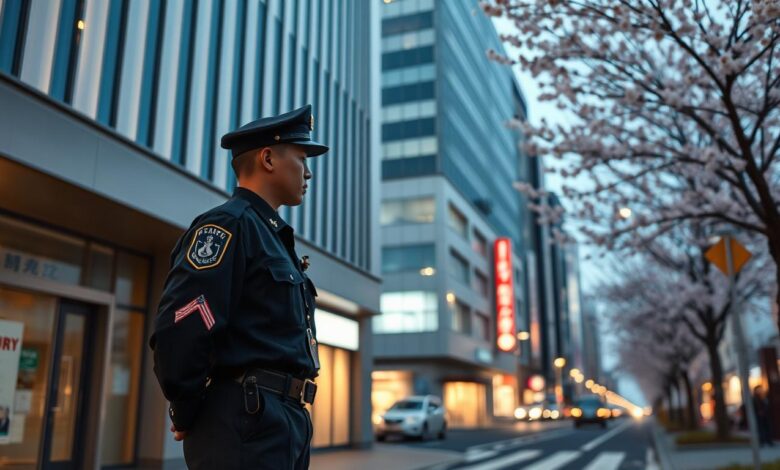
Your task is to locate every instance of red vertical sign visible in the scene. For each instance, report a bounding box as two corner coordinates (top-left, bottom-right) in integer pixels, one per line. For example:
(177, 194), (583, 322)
(494, 238), (517, 352)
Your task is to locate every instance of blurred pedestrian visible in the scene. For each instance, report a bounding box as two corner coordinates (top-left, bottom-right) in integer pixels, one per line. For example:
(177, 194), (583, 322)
(150, 105), (328, 469)
(753, 385), (774, 447)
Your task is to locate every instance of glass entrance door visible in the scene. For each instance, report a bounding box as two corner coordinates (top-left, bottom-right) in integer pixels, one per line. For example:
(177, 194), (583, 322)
(41, 301), (94, 470)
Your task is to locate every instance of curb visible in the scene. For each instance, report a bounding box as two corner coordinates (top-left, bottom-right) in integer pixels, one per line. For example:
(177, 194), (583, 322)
(650, 419), (677, 470)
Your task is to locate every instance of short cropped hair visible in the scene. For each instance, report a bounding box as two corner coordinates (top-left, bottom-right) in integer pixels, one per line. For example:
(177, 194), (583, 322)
(231, 149), (258, 178)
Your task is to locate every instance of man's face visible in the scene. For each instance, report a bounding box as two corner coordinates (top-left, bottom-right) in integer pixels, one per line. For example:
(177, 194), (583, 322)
(271, 144), (312, 206)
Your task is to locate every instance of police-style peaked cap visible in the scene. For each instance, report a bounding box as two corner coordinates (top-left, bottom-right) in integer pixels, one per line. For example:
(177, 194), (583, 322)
(220, 104), (329, 158)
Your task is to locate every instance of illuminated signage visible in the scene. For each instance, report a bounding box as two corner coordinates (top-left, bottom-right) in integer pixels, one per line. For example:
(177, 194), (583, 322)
(494, 237), (517, 352)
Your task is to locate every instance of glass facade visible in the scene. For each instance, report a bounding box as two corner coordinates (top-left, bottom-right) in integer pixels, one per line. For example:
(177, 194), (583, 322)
(0, 213), (150, 467)
(375, 291), (438, 334)
(380, 197), (435, 225)
(382, 244), (435, 274)
(0, 0), (373, 271)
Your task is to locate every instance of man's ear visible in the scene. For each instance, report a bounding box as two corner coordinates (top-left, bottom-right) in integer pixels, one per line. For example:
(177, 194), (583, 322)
(259, 147), (274, 172)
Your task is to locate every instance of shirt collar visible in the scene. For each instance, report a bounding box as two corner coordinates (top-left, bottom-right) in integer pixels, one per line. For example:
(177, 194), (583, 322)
(233, 187), (289, 233)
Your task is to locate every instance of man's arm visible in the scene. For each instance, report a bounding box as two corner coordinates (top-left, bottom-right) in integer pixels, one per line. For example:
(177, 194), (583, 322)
(149, 211), (245, 432)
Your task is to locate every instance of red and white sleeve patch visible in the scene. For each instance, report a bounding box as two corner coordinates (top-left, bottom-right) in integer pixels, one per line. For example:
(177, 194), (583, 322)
(174, 295), (216, 331)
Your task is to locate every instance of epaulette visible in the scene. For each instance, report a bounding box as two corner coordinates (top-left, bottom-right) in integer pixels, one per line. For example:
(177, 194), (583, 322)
(209, 197), (251, 219)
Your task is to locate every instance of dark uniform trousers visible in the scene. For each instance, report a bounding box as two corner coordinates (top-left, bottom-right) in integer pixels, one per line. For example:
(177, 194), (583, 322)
(183, 379), (312, 469)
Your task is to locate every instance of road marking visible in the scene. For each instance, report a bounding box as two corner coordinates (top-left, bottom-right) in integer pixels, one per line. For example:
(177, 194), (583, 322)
(466, 428), (575, 454)
(645, 445), (659, 470)
(583, 451), (626, 470)
(458, 450), (541, 470)
(464, 449), (499, 462)
(521, 450), (581, 470)
(580, 420), (632, 452)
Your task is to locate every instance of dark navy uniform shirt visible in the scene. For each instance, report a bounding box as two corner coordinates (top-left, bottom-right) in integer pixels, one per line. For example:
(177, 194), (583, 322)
(150, 187), (319, 431)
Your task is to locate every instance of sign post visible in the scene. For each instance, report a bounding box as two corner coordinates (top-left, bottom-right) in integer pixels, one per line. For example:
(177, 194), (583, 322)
(705, 236), (760, 470)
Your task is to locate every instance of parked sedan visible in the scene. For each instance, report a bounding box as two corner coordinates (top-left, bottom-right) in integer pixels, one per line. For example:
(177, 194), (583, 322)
(571, 395), (610, 428)
(376, 395), (447, 441)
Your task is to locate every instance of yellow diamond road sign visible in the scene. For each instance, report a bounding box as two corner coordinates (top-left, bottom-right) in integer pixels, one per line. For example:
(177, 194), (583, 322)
(705, 238), (752, 276)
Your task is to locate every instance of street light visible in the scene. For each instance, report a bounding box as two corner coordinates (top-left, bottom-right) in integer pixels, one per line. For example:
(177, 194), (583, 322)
(517, 331), (530, 341)
(569, 368), (581, 378)
(618, 207), (632, 219)
(585, 379), (594, 389)
(554, 357), (566, 369)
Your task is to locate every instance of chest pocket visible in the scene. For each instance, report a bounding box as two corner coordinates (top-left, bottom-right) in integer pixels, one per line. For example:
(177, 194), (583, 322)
(267, 261), (305, 326)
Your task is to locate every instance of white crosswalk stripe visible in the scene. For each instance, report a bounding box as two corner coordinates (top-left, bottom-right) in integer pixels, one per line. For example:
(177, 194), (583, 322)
(583, 451), (626, 470)
(520, 450), (581, 470)
(458, 449), (541, 470)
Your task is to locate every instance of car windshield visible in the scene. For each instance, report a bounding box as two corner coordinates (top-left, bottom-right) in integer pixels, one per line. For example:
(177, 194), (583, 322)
(390, 400), (423, 411)
(577, 398), (603, 408)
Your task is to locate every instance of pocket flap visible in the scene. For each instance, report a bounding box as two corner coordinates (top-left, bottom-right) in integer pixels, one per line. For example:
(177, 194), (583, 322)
(267, 261), (304, 284)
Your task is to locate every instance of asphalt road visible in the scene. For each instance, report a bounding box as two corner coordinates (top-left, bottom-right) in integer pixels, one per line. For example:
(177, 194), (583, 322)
(396, 418), (657, 469)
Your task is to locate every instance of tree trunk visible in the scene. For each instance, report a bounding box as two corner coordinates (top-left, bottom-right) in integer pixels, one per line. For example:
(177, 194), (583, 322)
(768, 234), (780, 336)
(707, 341), (730, 440)
(680, 370), (698, 430)
(671, 380), (683, 426)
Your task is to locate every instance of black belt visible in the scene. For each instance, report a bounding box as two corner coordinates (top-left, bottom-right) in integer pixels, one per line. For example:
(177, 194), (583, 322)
(235, 369), (317, 406)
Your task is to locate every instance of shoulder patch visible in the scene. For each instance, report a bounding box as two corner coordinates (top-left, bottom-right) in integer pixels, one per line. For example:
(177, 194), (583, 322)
(186, 224), (233, 270)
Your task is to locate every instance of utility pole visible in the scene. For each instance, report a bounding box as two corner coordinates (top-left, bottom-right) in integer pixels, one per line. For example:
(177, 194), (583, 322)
(724, 235), (761, 470)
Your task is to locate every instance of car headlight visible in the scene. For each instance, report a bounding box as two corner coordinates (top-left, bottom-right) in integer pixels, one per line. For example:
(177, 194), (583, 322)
(551, 410), (560, 419)
(571, 407), (582, 418)
(514, 407), (527, 419)
(597, 408), (610, 418)
(529, 407), (543, 420)
(405, 415), (421, 424)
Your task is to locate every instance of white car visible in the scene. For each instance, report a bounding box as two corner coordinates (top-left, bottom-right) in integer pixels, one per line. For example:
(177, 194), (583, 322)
(376, 395), (447, 441)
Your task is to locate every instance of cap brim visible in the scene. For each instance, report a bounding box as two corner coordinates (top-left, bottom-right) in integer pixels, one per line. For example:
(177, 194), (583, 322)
(294, 140), (329, 157)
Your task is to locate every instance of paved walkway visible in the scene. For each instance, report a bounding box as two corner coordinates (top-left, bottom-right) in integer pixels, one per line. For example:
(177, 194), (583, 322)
(311, 443), (461, 470)
(652, 421), (780, 469)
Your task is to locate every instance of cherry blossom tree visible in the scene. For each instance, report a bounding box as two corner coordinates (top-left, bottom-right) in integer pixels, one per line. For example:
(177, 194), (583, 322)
(599, 224), (771, 438)
(482, 0), (780, 332)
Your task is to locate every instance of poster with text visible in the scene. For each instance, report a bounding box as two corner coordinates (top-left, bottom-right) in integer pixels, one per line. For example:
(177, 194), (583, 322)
(0, 320), (24, 444)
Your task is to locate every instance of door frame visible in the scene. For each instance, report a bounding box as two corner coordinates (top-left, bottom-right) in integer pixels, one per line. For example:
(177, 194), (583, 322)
(41, 300), (97, 470)
(0, 269), (114, 470)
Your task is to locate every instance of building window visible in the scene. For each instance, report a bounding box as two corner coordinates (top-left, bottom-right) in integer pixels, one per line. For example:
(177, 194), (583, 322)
(382, 29), (435, 53)
(382, 11), (434, 36)
(382, 117), (436, 142)
(382, 99), (436, 123)
(382, 244), (435, 275)
(473, 270), (489, 298)
(450, 299), (471, 334)
(450, 250), (469, 285)
(447, 204), (467, 238)
(382, 136), (437, 160)
(375, 291), (438, 333)
(472, 230), (487, 257)
(381, 197), (435, 225)
(475, 312), (490, 341)
(382, 81), (435, 106)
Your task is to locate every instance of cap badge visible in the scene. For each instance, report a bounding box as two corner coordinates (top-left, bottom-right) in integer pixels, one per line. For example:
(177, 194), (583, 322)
(309, 114), (314, 131)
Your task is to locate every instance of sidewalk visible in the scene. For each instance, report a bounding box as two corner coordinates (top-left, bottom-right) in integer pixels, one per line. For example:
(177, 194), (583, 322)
(652, 421), (780, 469)
(311, 443), (461, 470)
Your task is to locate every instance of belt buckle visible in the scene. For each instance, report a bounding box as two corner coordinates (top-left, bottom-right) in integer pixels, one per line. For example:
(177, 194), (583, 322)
(300, 378), (316, 405)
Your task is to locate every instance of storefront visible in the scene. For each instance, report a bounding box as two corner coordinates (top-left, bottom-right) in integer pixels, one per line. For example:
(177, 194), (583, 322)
(0, 211), (151, 468)
(308, 310), (360, 449)
(371, 367), (518, 430)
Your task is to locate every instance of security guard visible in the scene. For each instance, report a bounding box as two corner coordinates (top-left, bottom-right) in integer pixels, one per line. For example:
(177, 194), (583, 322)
(150, 104), (328, 469)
